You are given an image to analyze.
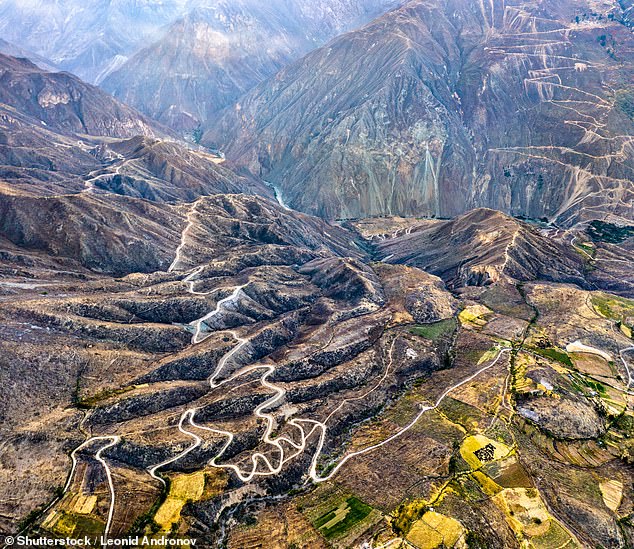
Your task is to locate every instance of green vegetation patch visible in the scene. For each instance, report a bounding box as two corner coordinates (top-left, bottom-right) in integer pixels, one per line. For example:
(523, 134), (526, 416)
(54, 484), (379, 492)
(78, 385), (135, 408)
(587, 220), (634, 244)
(313, 496), (373, 539)
(591, 293), (634, 328)
(51, 511), (104, 537)
(438, 397), (488, 432)
(530, 518), (574, 549)
(410, 318), (457, 340)
(615, 89), (634, 121)
(576, 241), (596, 258)
(583, 378), (608, 396)
(568, 370), (610, 397)
(530, 347), (573, 367)
(392, 499), (429, 536)
(614, 413), (634, 438)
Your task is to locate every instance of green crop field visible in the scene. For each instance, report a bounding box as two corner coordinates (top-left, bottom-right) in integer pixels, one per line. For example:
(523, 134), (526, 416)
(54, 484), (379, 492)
(313, 496), (373, 539)
(531, 347), (573, 367)
(410, 318), (456, 340)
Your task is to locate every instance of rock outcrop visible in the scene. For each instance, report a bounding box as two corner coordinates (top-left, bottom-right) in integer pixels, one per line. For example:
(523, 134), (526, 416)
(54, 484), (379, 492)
(377, 209), (588, 289)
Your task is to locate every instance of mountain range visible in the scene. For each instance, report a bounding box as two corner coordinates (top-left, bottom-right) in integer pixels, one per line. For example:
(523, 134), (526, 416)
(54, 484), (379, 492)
(0, 1), (633, 548)
(0, 0), (402, 131)
(205, 0), (634, 223)
(100, 0), (402, 131)
(0, 0), (191, 83)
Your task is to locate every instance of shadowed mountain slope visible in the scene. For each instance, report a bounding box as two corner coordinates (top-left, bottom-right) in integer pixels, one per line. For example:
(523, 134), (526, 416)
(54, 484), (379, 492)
(377, 209), (587, 288)
(0, 54), (168, 138)
(0, 193), (360, 276)
(0, 53), (270, 202)
(374, 208), (634, 295)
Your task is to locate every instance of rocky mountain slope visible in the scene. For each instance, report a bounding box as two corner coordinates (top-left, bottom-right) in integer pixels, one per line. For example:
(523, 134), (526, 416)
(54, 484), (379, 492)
(101, 0), (402, 131)
(0, 38), (57, 72)
(0, 54), (167, 139)
(0, 3), (633, 548)
(0, 53), (270, 206)
(372, 208), (634, 294)
(2, 195), (634, 547)
(377, 209), (587, 288)
(205, 0), (634, 225)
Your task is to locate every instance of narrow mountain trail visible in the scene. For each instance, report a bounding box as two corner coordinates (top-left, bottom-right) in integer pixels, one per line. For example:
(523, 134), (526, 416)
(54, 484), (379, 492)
(484, 22), (634, 226)
(148, 411), (202, 486)
(58, 223), (514, 535)
(168, 199), (203, 272)
(148, 307), (511, 486)
(60, 436), (120, 539)
(189, 285), (247, 345)
(58, 200), (623, 537)
(571, 234), (634, 266)
(619, 346), (634, 392)
(307, 347), (511, 483)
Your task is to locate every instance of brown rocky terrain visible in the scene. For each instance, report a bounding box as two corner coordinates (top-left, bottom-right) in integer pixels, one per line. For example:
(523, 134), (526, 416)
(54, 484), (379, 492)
(375, 209), (588, 289)
(2, 191), (633, 547)
(0, 53), (272, 211)
(0, 3), (633, 549)
(371, 209), (634, 296)
(0, 54), (169, 139)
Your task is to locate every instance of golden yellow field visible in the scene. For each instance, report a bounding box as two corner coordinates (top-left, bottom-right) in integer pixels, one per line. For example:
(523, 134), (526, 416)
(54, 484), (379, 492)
(154, 471), (206, 532)
(406, 511), (465, 549)
(460, 435), (510, 469)
(154, 469), (228, 532)
(458, 305), (491, 327)
(599, 479), (623, 512)
(492, 488), (579, 548)
(73, 495), (98, 515)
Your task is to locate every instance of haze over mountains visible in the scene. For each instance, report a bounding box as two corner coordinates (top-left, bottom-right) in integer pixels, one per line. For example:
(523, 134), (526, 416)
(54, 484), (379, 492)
(0, 0), (402, 130)
(0, 1), (634, 548)
(101, 0), (403, 130)
(0, 0), (191, 83)
(7, 0), (632, 228)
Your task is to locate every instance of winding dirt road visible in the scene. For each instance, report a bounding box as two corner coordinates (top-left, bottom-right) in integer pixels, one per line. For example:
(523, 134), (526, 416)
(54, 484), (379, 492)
(146, 308), (511, 486)
(60, 217), (515, 537)
(62, 436), (120, 539)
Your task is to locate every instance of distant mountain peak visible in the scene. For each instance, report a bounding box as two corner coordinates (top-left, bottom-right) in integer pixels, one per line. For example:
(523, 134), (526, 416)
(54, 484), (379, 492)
(100, 0), (402, 131)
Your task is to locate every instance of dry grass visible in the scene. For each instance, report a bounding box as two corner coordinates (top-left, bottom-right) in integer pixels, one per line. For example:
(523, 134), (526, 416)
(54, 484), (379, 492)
(492, 487), (577, 547)
(406, 519), (443, 549)
(458, 305), (492, 328)
(599, 479), (623, 512)
(494, 488), (550, 537)
(154, 498), (185, 531)
(154, 470), (210, 532)
(570, 352), (613, 377)
(73, 495), (97, 515)
(472, 471), (503, 496)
